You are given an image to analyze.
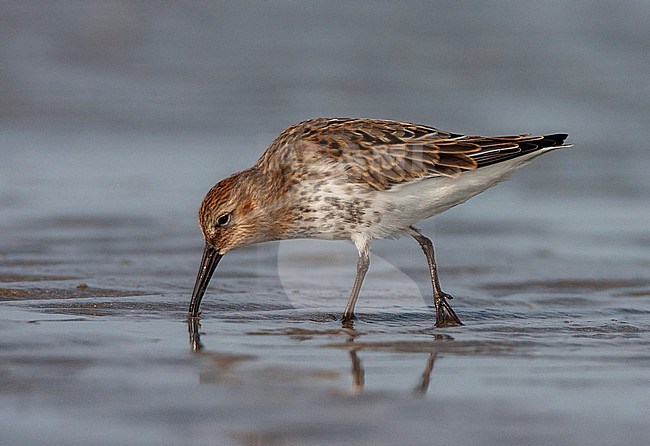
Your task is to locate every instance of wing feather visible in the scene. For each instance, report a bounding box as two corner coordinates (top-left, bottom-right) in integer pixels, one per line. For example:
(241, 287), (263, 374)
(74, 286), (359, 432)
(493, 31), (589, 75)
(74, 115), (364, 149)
(259, 118), (569, 191)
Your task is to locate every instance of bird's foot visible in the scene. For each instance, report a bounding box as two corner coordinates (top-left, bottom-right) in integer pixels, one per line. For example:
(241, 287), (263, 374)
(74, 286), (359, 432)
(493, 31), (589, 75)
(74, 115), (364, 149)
(435, 292), (463, 328)
(341, 313), (357, 329)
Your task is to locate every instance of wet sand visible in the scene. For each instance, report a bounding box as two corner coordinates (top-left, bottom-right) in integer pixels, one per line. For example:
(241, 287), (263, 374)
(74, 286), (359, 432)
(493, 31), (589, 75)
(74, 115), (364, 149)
(2, 197), (649, 445)
(2, 2), (650, 445)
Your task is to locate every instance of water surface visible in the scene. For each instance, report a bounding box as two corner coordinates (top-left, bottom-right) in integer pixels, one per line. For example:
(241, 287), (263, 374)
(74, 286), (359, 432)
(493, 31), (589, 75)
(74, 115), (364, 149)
(1, 2), (649, 445)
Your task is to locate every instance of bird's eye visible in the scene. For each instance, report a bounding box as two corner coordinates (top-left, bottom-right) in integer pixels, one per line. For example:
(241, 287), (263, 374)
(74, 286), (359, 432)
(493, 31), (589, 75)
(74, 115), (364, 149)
(216, 212), (231, 228)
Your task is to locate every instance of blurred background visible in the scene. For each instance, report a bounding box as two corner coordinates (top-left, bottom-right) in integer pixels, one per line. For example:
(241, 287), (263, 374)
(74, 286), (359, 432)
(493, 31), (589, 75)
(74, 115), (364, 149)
(2, 1), (648, 218)
(2, 0), (648, 266)
(1, 2), (649, 445)
(2, 0), (648, 292)
(3, 1), (649, 135)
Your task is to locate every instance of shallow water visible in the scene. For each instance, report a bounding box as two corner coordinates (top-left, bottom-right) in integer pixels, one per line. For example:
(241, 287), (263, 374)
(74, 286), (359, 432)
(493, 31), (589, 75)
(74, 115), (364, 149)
(2, 2), (650, 445)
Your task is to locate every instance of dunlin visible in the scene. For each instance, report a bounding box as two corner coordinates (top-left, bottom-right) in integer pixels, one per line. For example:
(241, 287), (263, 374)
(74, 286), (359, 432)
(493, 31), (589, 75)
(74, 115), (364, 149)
(190, 118), (570, 327)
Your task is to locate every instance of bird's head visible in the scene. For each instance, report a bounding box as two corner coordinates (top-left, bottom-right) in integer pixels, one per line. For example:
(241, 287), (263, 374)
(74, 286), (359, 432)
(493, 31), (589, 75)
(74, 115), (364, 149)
(198, 174), (260, 254)
(188, 168), (291, 317)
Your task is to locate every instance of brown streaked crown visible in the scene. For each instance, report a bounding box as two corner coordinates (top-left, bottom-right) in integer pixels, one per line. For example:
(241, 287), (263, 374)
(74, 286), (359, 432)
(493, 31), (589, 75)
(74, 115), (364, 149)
(198, 167), (294, 253)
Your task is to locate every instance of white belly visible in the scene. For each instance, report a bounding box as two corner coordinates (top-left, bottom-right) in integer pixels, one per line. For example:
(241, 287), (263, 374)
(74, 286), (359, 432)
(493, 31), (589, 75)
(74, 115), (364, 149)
(293, 149), (550, 242)
(365, 150), (548, 239)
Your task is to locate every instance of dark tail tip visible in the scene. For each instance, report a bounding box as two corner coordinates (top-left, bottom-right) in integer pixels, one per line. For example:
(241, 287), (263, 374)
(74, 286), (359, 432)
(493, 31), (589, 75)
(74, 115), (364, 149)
(543, 133), (569, 147)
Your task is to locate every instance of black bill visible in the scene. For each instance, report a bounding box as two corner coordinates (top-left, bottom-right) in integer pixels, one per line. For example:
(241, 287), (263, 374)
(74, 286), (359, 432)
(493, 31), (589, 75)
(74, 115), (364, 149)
(189, 243), (222, 317)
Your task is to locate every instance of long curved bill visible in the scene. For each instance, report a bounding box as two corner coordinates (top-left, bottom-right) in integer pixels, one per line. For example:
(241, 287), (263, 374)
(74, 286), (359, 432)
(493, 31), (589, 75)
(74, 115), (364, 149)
(189, 243), (222, 317)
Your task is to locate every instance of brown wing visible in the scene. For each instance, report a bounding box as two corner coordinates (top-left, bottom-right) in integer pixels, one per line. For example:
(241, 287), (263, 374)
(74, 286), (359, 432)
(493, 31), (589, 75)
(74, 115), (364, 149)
(468, 133), (569, 168)
(260, 118), (568, 191)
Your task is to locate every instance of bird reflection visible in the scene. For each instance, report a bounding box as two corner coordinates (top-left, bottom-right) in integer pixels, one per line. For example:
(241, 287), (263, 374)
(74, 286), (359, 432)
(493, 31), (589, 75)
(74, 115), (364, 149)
(187, 318), (445, 395)
(415, 351), (438, 395)
(345, 332), (365, 394)
(344, 328), (440, 395)
(188, 317), (203, 352)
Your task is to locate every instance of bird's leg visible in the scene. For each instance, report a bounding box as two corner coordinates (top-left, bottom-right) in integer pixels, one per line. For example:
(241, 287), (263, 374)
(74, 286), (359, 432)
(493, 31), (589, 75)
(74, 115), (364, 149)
(342, 243), (370, 323)
(410, 226), (463, 327)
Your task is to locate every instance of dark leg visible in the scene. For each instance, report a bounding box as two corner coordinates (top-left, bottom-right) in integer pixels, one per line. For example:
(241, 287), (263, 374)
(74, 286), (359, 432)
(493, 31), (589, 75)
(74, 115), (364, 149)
(342, 244), (370, 323)
(410, 226), (463, 327)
